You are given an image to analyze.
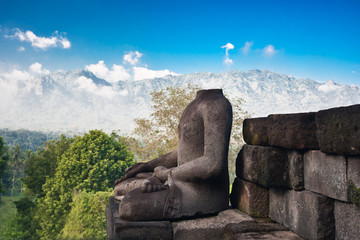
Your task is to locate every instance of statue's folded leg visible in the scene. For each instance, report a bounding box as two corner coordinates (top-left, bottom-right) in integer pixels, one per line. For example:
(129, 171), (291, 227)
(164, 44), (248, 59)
(119, 187), (170, 221)
(114, 172), (153, 201)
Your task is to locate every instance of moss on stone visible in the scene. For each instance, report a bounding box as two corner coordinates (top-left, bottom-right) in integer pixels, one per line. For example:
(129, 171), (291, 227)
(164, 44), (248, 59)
(349, 181), (360, 208)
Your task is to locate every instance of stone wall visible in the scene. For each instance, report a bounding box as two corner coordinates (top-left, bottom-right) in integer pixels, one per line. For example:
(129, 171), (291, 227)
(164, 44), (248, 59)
(231, 104), (360, 240)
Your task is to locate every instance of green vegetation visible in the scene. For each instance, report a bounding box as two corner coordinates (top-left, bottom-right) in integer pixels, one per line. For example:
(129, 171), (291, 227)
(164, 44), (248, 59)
(23, 135), (73, 198)
(0, 130), (134, 239)
(0, 129), (60, 151)
(0, 195), (21, 239)
(37, 130), (134, 239)
(61, 191), (113, 240)
(349, 181), (360, 208)
(0, 136), (9, 199)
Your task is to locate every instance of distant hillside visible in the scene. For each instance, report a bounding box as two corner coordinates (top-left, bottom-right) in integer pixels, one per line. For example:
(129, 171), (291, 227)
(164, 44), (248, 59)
(0, 69), (359, 134)
(0, 129), (60, 151)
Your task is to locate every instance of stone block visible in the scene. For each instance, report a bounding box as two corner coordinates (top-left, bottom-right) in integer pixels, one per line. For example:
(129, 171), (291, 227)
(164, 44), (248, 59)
(287, 151), (304, 190)
(243, 117), (269, 146)
(223, 222), (302, 240)
(106, 197), (120, 240)
(304, 150), (349, 201)
(269, 189), (334, 240)
(115, 219), (173, 240)
(230, 178), (269, 217)
(316, 104), (360, 155)
(172, 209), (254, 240)
(267, 112), (319, 149)
(236, 145), (290, 188)
(334, 201), (360, 240)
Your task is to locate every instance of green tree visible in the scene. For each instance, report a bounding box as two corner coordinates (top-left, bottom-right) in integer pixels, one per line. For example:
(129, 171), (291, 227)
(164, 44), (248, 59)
(23, 135), (73, 198)
(3, 197), (39, 240)
(0, 136), (9, 200)
(60, 191), (113, 240)
(4, 145), (30, 199)
(36, 130), (135, 239)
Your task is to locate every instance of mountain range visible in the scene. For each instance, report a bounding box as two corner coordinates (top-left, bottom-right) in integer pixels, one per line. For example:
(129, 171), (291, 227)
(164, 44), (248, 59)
(1, 69), (359, 134)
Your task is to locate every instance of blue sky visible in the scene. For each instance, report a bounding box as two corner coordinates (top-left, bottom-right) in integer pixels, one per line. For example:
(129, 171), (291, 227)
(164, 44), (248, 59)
(0, 0), (359, 84)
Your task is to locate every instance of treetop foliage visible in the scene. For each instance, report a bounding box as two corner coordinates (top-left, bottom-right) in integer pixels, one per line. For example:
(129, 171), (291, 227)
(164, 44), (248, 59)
(23, 135), (73, 198)
(34, 130), (134, 239)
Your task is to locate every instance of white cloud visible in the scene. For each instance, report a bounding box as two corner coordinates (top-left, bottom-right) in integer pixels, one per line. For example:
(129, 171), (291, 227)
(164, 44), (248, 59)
(75, 76), (126, 99)
(85, 60), (131, 83)
(221, 43), (235, 55)
(18, 46), (25, 52)
(224, 58), (233, 65)
(87, 52), (178, 82)
(123, 51), (143, 65)
(8, 28), (71, 50)
(221, 43), (235, 65)
(241, 41), (253, 54)
(352, 70), (357, 74)
(59, 37), (71, 49)
(0, 65), (43, 95)
(263, 44), (278, 57)
(1, 69), (31, 82)
(133, 67), (178, 81)
(29, 62), (50, 75)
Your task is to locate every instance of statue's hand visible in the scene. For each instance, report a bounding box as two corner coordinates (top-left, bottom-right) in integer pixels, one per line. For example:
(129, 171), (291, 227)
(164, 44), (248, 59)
(115, 162), (148, 185)
(153, 166), (171, 183)
(141, 176), (168, 193)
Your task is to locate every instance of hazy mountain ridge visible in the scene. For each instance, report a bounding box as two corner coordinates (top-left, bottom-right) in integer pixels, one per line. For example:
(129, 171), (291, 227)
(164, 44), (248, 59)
(1, 69), (359, 134)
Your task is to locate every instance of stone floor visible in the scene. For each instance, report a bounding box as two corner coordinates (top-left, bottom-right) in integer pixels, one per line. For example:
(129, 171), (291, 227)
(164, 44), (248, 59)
(106, 197), (303, 240)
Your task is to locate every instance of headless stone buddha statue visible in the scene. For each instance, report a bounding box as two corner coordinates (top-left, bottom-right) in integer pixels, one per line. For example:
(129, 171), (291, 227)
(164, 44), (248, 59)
(114, 89), (232, 221)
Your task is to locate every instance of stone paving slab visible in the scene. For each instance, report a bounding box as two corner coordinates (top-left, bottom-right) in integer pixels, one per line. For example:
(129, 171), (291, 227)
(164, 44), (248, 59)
(223, 222), (302, 240)
(172, 209), (254, 240)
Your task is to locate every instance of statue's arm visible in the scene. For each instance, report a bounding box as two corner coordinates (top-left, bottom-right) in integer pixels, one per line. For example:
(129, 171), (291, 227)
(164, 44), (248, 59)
(171, 99), (232, 182)
(115, 149), (178, 184)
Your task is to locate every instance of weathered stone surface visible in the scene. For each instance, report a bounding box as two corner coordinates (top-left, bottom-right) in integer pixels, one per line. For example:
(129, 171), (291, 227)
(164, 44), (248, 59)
(230, 178), (269, 217)
(269, 189), (334, 240)
(115, 219), (173, 240)
(224, 231), (302, 240)
(304, 150), (349, 201)
(236, 145), (290, 188)
(334, 201), (360, 240)
(172, 209), (254, 240)
(316, 104), (360, 155)
(243, 117), (269, 146)
(106, 197), (120, 240)
(223, 222), (301, 240)
(267, 112), (319, 149)
(287, 151), (304, 190)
